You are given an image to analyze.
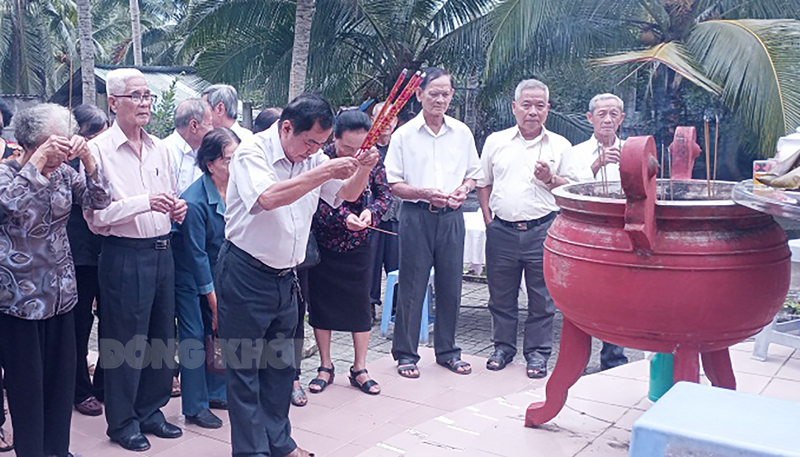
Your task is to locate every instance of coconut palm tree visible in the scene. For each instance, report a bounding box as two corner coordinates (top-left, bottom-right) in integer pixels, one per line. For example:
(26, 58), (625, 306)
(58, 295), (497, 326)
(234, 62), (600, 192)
(482, 0), (800, 157)
(177, 0), (498, 104)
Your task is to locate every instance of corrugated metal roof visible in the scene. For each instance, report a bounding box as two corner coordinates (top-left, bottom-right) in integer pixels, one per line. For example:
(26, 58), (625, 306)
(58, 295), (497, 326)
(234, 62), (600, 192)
(50, 66), (213, 106)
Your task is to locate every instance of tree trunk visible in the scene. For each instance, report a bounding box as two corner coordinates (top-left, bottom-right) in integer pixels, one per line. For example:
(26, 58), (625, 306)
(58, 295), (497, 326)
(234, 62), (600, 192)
(288, 0), (315, 102)
(464, 68), (479, 132)
(13, 0), (29, 94)
(129, 0), (143, 66)
(76, 0), (96, 104)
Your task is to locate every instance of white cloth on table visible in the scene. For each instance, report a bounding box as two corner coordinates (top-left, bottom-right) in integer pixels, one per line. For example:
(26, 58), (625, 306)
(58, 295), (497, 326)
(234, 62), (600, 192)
(463, 211), (486, 272)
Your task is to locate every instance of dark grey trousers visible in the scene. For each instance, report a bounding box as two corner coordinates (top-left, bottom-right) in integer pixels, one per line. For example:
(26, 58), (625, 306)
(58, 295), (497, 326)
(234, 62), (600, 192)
(98, 236), (176, 440)
(216, 241), (298, 457)
(391, 202), (465, 364)
(601, 342), (628, 370)
(485, 218), (555, 364)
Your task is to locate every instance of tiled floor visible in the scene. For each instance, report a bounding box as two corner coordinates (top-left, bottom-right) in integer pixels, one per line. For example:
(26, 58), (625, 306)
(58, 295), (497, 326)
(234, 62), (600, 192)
(3, 341), (798, 456)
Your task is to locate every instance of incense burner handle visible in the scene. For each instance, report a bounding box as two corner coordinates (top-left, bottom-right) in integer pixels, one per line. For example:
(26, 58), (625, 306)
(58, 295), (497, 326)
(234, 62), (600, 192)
(620, 136), (659, 252)
(669, 126), (702, 180)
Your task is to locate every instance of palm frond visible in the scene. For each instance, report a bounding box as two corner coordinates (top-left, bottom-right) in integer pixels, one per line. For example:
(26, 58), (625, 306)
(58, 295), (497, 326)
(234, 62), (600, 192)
(688, 19), (800, 156)
(594, 41), (722, 94)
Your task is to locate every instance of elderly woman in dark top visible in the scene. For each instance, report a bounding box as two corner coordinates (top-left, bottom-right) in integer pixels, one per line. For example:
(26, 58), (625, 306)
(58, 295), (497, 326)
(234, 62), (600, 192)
(307, 110), (391, 395)
(172, 128), (239, 429)
(0, 103), (111, 457)
(68, 104), (109, 417)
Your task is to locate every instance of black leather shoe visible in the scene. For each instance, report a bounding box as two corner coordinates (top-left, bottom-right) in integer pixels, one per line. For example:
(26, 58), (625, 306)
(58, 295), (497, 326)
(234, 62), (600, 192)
(111, 433), (151, 452)
(140, 422), (183, 439)
(186, 409), (223, 429)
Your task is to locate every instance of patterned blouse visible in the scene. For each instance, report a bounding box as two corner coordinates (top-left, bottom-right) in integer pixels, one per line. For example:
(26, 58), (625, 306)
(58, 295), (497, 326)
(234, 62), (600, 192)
(0, 160), (112, 320)
(312, 144), (393, 252)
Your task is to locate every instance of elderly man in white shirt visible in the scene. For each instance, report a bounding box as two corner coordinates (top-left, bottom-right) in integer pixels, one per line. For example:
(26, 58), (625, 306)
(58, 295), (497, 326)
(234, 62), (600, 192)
(562, 93), (630, 371)
(217, 93), (377, 457)
(477, 78), (577, 380)
(385, 67), (482, 379)
(85, 68), (188, 452)
(163, 98), (214, 195)
(562, 93), (625, 184)
(202, 84), (253, 140)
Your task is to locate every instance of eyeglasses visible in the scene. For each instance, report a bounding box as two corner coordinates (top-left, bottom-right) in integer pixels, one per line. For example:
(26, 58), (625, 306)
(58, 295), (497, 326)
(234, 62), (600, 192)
(112, 92), (157, 104)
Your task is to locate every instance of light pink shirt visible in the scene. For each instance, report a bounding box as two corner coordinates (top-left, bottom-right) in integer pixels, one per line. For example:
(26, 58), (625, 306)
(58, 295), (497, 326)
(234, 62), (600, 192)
(84, 121), (176, 238)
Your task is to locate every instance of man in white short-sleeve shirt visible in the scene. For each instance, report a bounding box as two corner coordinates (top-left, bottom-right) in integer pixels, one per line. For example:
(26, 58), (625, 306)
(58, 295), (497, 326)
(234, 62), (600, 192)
(562, 93), (630, 371)
(384, 67), (482, 378)
(477, 78), (578, 380)
(217, 94), (377, 457)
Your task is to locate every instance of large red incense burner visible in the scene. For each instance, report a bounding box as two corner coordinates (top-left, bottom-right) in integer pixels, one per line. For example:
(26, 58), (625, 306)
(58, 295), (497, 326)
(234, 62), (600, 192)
(526, 135), (791, 426)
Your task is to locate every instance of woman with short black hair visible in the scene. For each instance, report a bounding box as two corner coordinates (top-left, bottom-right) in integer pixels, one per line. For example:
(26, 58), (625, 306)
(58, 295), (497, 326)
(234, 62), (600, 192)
(68, 104), (110, 417)
(307, 109), (392, 396)
(172, 127), (240, 429)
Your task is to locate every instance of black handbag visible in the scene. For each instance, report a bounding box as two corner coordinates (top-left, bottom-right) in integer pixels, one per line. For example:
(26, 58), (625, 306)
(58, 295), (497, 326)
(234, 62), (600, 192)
(297, 232), (321, 270)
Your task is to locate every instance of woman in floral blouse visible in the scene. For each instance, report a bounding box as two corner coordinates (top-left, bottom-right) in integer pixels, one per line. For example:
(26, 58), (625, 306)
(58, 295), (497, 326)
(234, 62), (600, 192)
(0, 104), (111, 457)
(308, 110), (392, 395)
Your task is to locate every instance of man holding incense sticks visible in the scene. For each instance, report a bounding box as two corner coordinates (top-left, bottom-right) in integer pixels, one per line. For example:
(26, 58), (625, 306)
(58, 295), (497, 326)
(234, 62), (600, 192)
(562, 93), (629, 371)
(217, 93), (376, 457)
(385, 67), (482, 378)
(477, 79), (577, 379)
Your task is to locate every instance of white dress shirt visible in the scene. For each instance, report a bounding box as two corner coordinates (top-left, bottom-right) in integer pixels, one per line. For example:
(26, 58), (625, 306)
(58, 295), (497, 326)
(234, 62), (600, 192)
(563, 135), (623, 183)
(478, 126), (575, 221)
(84, 122), (176, 238)
(224, 124), (343, 269)
(384, 113), (482, 200)
(230, 121), (254, 141)
(163, 130), (203, 196)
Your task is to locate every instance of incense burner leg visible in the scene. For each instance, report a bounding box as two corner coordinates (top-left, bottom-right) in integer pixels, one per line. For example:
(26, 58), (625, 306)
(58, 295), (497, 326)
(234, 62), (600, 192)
(701, 349), (736, 390)
(673, 345), (700, 384)
(525, 318), (591, 427)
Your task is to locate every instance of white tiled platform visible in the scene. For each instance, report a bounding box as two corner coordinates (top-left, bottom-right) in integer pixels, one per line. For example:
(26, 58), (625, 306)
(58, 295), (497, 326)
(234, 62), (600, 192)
(4, 342), (799, 456)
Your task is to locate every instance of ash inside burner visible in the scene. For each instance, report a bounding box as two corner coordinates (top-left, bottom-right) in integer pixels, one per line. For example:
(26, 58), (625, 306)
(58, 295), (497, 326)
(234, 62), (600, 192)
(565, 180), (736, 201)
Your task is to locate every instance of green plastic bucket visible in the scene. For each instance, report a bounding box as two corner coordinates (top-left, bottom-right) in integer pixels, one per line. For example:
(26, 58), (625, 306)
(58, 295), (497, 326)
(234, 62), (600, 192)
(648, 353), (674, 402)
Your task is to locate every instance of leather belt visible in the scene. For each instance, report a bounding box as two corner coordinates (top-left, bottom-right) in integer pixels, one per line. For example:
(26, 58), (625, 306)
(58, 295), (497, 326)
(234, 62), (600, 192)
(405, 200), (457, 215)
(495, 212), (557, 231)
(105, 235), (171, 250)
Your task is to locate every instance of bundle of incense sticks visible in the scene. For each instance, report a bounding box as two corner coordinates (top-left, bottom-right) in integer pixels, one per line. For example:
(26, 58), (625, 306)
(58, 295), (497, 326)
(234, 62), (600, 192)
(360, 69), (425, 151)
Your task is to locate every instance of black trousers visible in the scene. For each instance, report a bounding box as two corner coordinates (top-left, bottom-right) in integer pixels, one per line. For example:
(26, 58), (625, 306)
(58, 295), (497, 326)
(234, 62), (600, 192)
(369, 219), (399, 305)
(392, 203), (465, 364)
(485, 218), (555, 364)
(600, 342), (628, 370)
(0, 311), (76, 457)
(217, 241), (298, 457)
(0, 370), (4, 428)
(98, 236), (176, 440)
(74, 265), (104, 404)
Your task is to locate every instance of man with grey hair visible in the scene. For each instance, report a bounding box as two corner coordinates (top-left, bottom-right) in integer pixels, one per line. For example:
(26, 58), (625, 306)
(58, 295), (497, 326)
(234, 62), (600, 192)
(202, 84), (253, 140)
(85, 68), (188, 452)
(562, 93), (628, 371)
(477, 78), (577, 379)
(163, 98), (214, 195)
(562, 93), (626, 183)
(385, 67), (482, 378)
